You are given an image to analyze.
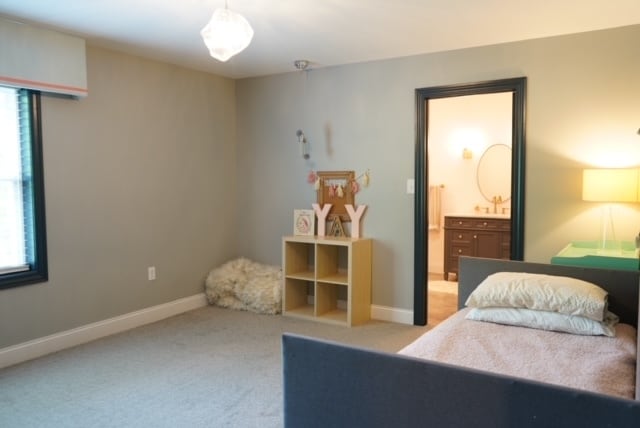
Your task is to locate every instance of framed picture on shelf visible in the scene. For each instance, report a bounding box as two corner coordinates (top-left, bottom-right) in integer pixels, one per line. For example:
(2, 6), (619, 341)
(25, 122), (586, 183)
(317, 170), (355, 222)
(293, 209), (315, 236)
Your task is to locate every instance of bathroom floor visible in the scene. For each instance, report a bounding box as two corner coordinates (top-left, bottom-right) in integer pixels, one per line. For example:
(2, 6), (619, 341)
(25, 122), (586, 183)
(428, 273), (458, 326)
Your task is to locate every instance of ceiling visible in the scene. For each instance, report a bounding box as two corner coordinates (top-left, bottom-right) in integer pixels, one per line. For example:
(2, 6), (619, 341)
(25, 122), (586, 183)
(1, 0), (639, 80)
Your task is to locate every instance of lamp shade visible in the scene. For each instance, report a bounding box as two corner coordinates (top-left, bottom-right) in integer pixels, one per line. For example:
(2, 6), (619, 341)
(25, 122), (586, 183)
(582, 168), (639, 202)
(201, 8), (253, 62)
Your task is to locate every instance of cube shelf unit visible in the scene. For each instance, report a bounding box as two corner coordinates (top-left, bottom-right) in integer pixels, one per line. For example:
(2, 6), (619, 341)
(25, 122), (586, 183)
(282, 235), (372, 326)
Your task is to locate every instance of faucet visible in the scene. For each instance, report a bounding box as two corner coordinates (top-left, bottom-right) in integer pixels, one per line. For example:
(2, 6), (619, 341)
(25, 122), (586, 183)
(492, 195), (503, 214)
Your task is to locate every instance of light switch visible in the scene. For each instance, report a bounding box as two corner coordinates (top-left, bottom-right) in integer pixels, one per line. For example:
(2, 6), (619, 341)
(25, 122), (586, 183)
(406, 178), (415, 194)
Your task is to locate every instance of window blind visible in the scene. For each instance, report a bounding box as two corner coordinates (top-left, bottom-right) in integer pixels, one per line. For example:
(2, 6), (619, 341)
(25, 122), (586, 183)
(0, 87), (28, 272)
(0, 17), (87, 97)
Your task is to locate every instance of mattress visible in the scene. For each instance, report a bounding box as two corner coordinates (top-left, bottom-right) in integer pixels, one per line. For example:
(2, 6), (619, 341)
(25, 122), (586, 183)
(398, 308), (637, 399)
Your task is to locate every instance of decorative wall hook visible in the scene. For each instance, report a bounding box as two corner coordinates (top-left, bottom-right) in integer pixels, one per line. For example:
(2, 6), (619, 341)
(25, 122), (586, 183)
(296, 129), (310, 159)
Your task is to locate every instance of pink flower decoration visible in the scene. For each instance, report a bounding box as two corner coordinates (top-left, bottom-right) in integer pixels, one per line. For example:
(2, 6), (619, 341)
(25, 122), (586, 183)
(307, 171), (317, 184)
(351, 180), (360, 194)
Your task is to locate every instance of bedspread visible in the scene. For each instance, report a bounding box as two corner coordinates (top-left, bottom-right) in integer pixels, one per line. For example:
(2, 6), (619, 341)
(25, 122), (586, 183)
(398, 308), (637, 399)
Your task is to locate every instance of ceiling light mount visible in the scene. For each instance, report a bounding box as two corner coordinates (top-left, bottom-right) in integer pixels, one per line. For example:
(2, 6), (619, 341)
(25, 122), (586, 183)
(294, 60), (309, 71)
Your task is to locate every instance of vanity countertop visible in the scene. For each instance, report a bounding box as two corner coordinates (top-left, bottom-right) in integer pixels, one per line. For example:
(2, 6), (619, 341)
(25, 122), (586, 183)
(445, 213), (511, 219)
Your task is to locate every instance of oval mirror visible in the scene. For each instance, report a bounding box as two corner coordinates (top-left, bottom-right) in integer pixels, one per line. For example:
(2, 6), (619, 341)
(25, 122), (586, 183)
(477, 143), (512, 203)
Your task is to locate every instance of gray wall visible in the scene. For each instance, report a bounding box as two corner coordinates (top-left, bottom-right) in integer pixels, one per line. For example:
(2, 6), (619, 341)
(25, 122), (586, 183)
(0, 46), (238, 348)
(235, 25), (640, 311)
(2, 25), (639, 348)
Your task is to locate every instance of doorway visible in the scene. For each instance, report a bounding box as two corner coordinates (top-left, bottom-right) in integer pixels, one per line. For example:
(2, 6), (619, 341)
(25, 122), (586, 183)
(413, 78), (527, 326)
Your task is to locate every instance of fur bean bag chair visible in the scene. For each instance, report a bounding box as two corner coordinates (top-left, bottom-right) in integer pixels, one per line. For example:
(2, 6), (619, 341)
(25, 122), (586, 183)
(204, 257), (282, 315)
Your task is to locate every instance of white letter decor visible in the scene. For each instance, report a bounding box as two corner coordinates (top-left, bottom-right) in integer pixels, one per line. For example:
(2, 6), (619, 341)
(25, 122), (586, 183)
(312, 203), (332, 236)
(345, 204), (367, 238)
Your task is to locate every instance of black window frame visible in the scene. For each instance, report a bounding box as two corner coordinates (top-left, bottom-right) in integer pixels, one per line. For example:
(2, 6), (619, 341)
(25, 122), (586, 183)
(0, 88), (48, 290)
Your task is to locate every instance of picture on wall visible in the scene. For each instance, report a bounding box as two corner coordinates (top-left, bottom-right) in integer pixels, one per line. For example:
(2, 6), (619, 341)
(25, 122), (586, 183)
(316, 170), (355, 222)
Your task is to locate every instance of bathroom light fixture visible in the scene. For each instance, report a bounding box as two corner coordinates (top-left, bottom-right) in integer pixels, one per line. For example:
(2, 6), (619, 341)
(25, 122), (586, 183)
(582, 168), (639, 251)
(201, 1), (253, 62)
(462, 148), (473, 159)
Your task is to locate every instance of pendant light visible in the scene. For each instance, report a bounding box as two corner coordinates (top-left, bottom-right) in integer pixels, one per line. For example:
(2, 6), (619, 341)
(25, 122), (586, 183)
(201, 2), (253, 62)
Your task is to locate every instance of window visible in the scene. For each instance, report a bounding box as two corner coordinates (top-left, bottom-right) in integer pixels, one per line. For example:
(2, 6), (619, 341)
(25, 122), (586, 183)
(0, 86), (47, 289)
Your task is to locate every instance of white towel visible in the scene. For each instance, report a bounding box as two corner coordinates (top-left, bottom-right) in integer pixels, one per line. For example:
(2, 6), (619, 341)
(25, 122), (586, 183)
(428, 185), (442, 230)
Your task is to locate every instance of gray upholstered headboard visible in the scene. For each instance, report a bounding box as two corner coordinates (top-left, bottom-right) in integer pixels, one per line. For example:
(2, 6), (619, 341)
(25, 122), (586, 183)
(457, 256), (640, 326)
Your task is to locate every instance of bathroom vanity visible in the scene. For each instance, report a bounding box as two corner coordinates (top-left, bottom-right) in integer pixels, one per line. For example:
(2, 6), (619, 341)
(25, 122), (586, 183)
(443, 215), (511, 280)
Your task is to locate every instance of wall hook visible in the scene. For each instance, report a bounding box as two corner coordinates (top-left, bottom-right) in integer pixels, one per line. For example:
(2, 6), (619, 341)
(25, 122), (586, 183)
(296, 129), (309, 159)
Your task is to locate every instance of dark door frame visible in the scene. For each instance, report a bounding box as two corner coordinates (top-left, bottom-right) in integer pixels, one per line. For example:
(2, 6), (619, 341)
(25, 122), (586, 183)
(413, 77), (527, 325)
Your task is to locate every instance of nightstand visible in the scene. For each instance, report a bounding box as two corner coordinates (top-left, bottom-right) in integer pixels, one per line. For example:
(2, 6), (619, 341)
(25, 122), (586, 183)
(550, 240), (640, 271)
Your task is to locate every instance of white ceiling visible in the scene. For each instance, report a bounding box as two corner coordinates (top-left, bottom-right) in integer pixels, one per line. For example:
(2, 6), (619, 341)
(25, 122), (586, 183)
(1, 0), (639, 79)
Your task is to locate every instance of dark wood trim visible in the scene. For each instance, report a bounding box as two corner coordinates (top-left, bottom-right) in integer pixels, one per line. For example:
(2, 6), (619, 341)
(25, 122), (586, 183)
(0, 90), (48, 290)
(413, 77), (526, 325)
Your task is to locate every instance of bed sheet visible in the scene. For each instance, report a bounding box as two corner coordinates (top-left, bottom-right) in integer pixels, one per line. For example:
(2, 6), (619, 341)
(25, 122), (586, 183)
(398, 308), (637, 399)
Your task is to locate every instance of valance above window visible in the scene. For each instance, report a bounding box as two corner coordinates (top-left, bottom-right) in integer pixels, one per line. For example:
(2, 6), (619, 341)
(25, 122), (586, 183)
(0, 17), (87, 97)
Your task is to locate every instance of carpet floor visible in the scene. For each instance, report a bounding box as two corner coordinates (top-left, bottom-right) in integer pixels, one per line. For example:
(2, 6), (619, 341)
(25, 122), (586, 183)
(0, 305), (432, 428)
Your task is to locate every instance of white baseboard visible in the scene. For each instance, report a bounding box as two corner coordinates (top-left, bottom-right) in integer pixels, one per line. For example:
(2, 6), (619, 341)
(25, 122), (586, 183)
(306, 295), (412, 325)
(371, 304), (413, 325)
(0, 293), (208, 370)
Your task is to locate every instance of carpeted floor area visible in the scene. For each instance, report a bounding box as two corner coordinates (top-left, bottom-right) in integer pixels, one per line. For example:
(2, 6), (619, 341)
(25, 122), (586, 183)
(0, 305), (432, 428)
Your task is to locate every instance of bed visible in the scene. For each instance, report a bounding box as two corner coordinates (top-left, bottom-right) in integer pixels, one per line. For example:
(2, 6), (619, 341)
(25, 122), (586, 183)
(282, 256), (640, 427)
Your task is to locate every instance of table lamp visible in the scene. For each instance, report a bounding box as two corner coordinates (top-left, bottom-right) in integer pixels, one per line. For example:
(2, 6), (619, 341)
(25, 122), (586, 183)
(582, 168), (639, 252)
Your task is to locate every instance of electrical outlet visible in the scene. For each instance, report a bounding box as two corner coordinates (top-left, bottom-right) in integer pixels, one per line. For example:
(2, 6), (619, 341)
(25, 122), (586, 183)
(148, 266), (156, 281)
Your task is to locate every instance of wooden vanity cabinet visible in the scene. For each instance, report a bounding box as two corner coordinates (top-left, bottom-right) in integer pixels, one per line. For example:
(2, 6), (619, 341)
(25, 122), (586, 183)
(443, 216), (511, 280)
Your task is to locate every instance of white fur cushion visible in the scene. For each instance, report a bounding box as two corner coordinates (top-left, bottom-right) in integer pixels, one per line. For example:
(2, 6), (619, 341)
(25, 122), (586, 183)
(205, 258), (282, 315)
(465, 272), (608, 321)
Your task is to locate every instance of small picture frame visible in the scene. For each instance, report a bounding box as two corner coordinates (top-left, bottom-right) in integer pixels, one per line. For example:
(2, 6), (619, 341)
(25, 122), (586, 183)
(328, 216), (346, 237)
(293, 209), (315, 236)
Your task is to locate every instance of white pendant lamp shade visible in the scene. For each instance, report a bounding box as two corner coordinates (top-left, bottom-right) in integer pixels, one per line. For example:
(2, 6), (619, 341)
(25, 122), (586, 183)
(201, 7), (254, 62)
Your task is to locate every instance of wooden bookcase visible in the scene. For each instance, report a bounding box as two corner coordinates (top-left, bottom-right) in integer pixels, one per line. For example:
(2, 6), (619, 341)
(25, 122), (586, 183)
(282, 236), (372, 326)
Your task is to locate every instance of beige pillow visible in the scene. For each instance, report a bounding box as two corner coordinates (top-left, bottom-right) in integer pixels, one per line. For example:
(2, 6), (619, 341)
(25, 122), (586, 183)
(465, 272), (608, 321)
(465, 307), (619, 337)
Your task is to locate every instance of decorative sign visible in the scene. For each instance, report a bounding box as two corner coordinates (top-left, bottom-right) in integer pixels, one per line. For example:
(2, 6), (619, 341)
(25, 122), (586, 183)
(345, 204), (367, 238)
(293, 209), (315, 236)
(317, 171), (355, 222)
(312, 203), (332, 237)
(328, 216), (346, 237)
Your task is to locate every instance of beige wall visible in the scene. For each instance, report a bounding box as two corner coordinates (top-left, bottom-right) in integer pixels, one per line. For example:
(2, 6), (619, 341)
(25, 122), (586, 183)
(0, 46), (238, 348)
(236, 24), (640, 312)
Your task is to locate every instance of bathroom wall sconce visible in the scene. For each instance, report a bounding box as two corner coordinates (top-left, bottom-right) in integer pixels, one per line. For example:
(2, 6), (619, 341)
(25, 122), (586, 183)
(462, 148), (473, 159)
(296, 129), (309, 159)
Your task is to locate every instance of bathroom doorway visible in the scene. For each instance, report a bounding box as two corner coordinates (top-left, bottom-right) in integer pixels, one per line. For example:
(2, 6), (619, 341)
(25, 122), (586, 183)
(413, 77), (527, 326)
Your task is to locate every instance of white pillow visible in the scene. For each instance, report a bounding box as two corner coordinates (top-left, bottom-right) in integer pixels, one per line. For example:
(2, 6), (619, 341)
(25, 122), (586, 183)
(465, 272), (608, 321)
(465, 307), (619, 337)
